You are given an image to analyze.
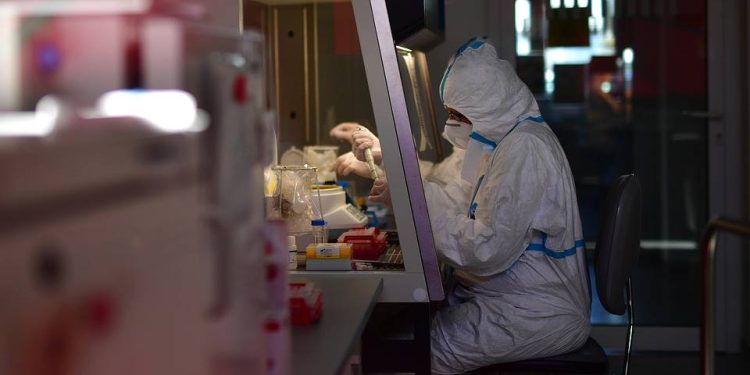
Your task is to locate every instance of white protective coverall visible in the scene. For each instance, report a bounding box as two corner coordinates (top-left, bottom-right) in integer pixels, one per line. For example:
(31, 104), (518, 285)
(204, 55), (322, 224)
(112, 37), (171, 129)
(425, 40), (591, 374)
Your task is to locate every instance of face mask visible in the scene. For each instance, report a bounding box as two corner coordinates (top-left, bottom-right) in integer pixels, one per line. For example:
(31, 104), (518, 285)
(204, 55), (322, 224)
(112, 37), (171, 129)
(442, 119), (472, 149)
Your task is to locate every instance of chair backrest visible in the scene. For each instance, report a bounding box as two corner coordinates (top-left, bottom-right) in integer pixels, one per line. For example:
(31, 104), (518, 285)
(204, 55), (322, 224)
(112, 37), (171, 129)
(595, 174), (642, 315)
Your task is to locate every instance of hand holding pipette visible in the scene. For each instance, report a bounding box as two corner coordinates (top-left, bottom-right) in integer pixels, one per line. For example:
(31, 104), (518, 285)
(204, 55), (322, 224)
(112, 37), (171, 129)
(351, 127), (383, 180)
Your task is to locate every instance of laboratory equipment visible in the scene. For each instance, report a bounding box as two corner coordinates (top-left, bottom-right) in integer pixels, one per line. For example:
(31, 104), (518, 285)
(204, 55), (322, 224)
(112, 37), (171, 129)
(252, 1), (448, 372)
(306, 243), (353, 259)
(338, 180), (357, 204)
(264, 220), (291, 312)
(310, 219), (328, 243)
(305, 243), (354, 271)
(366, 202), (389, 228)
(379, 246), (404, 267)
(268, 165), (321, 234)
(0, 120), (214, 375)
(364, 148), (380, 180)
(1, 9), (274, 374)
(280, 146), (305, 166)
(311, 185), (369, 230)
(288, 282), (323, 326)
(244, 1), (449, 373)
(254, 0), (443, 304)
(353, 246), (404, 271)
(352, 0), (443, 301)
(159, 26), (273, 375)
(263, 220), (291, 375)
(338, 227), (388, 260)
(304, 259), (353, 271)
(303, 145), (339, 182)
(288, 235), (298, 270)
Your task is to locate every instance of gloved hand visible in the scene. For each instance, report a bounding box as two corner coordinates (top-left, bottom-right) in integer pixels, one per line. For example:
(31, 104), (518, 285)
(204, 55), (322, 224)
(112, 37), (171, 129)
(368, 176), (391, 206)
(334, 152), (372, 178)
(352, 128), (382, 164)
(330, 122), (365, 144)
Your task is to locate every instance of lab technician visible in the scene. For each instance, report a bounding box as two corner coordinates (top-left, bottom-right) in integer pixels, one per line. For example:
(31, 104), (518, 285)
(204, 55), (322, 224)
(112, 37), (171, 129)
(334, 39), (591, 374)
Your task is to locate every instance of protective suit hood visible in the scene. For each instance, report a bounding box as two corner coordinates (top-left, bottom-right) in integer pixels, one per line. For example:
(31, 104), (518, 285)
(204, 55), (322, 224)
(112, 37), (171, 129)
(440, 40), (541, 143)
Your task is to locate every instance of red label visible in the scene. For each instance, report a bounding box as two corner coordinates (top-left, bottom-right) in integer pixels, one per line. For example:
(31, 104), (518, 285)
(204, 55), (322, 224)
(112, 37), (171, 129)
(233, 75), (248, 104)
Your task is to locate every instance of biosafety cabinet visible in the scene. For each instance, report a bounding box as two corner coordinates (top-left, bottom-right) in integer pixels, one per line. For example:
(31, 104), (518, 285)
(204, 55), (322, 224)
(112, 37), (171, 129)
(244, 0), (447, 303)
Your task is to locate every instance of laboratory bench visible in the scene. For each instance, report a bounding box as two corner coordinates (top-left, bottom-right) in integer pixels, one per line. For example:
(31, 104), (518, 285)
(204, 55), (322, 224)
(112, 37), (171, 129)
(289, 274), (383, 375)
(290, 272), (434, 374)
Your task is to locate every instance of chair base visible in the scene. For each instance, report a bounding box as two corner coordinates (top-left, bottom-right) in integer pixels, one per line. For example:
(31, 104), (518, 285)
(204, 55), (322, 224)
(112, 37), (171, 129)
(471, 337), (609, 374)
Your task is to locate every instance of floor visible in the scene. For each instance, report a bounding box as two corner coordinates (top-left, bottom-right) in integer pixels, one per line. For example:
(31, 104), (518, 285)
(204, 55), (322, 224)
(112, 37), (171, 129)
(606, 351), (750, 375)
(363, 351), (750, 374)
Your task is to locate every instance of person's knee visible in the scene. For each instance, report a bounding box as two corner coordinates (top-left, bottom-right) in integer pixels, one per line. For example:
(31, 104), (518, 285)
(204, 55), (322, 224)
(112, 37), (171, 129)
(430, 324), (465, 375)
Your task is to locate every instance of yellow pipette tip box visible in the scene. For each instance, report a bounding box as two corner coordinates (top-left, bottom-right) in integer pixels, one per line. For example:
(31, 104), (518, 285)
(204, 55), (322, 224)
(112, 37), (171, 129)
(305, 243), (353, 260)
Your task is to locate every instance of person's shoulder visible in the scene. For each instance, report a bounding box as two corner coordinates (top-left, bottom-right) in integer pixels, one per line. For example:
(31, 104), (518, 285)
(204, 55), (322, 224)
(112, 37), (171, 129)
(514, 120), (555, 137)
(507, 123), (572, 175)
(498, 124), (565, 172)
(504, 123), (553, 150)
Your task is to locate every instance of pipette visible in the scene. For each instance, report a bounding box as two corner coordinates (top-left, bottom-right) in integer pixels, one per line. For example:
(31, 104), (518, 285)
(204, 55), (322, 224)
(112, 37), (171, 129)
(364, 148), (379, 180)
(353, 126), (379, 180)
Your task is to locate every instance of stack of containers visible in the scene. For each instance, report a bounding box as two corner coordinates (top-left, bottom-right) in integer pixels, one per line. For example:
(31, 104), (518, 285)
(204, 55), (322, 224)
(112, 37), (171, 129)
(288, 282), (323, 325)
(337, 227), (388, 260)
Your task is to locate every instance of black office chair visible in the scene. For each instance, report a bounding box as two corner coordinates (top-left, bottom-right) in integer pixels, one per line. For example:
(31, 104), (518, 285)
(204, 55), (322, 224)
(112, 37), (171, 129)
(473, 174), (642, 375)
